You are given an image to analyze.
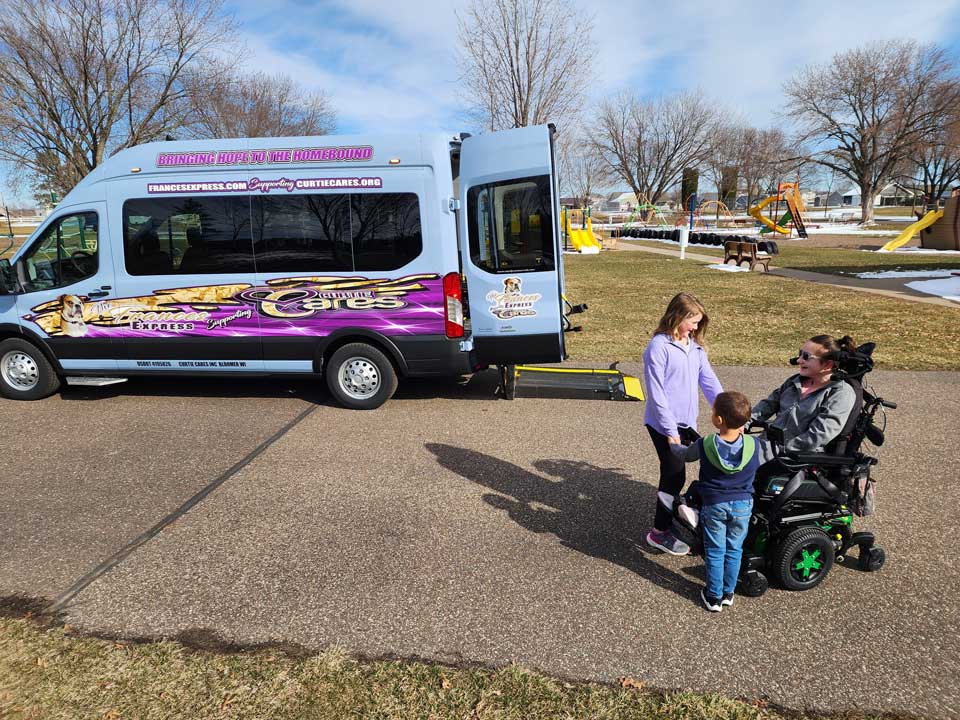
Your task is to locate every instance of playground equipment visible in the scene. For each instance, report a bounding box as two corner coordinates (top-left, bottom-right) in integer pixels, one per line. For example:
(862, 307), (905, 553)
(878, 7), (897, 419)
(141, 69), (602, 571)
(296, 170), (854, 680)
(563, 209), (601, 253)
(879, 209), (944, 252)
(694, 200), (736, 229)
(879, 195), (960, 251)
(625, 203), (670, 228)
(749, 182), (808, 238)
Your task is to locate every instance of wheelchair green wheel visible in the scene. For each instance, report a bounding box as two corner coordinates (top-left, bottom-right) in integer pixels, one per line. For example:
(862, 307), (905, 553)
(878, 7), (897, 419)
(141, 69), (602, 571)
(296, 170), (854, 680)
(774, 527), (835, 591)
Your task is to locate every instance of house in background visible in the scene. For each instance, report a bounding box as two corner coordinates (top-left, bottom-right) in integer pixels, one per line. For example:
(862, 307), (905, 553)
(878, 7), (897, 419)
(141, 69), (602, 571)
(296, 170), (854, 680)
(838, 182), (922, 207)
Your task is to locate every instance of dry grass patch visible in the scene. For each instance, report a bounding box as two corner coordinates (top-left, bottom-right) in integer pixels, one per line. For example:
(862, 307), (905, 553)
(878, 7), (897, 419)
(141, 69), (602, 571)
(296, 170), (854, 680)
(562, 252), (960, 370)
(1, 615), (902, 720)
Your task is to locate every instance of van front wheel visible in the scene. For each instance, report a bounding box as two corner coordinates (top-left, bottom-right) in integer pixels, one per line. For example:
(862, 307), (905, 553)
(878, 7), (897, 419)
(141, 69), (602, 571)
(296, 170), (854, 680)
(326, 343), (398, 410)
(0, 338), (61, 400)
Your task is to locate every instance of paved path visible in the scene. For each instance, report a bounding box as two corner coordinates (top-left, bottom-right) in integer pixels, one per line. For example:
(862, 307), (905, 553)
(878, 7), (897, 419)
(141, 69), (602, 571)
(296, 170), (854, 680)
(2, 368), (957, 718)
(617, 242), (960, 308)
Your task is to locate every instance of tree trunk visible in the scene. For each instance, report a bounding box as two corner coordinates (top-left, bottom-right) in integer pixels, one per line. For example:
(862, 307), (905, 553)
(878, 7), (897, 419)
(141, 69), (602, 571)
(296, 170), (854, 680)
(861, 186), (876, 225)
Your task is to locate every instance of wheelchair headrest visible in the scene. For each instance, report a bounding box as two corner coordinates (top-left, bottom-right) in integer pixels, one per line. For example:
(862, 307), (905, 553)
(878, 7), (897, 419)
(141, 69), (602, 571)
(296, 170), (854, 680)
(829, 342), (875, 382)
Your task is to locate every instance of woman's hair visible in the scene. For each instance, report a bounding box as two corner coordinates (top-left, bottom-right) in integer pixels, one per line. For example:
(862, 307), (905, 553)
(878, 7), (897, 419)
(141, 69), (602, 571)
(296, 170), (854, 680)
(654, 292), (709, 344)
(808, 334), (856, 365)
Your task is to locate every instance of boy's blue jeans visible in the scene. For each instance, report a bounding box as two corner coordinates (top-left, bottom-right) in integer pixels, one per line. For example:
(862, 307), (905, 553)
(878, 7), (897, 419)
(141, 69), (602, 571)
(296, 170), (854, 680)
(701, 499), (753, 599)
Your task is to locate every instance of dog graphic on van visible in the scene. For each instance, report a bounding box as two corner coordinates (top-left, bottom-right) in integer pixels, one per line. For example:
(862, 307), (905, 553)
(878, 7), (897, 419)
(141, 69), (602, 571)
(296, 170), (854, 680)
(486, 277), (541, 320)
(58, 294), (88, 337)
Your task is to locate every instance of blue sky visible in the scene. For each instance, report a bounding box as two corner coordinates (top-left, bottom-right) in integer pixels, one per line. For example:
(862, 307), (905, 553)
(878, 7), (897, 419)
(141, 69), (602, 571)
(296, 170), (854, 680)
(4, 0), (960, 205)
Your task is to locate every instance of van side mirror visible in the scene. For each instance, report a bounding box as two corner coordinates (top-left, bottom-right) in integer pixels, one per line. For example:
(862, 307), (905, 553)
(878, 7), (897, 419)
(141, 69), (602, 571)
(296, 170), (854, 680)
(0, 258), (20, 294)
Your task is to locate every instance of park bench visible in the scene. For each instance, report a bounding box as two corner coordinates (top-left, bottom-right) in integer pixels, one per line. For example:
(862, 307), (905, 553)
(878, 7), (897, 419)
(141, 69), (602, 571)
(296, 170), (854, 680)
(723, 240), (770, 272)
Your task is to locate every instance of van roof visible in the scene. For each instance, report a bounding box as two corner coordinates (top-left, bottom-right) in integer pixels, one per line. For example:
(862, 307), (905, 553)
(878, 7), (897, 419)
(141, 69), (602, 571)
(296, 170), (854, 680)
(60, 132), (459, 206)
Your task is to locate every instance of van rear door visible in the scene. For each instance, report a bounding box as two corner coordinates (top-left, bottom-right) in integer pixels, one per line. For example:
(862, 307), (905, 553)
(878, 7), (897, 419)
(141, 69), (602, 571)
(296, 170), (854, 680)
(458, 125), (564, 366)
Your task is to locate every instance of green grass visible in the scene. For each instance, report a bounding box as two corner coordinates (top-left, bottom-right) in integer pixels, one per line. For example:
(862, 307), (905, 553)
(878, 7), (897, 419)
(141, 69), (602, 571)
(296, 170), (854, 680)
(562, 251), (960, 370)
(0, 615), (901, 720)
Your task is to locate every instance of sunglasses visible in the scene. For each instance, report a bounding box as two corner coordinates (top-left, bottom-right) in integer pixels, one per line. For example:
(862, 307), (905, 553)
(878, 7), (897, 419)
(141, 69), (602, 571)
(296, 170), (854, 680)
(797, 350), (822, 361)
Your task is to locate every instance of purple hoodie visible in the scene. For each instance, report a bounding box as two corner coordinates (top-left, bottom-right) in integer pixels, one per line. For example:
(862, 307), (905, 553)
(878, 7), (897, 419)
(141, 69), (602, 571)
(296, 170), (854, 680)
(643, 333), (723, 438)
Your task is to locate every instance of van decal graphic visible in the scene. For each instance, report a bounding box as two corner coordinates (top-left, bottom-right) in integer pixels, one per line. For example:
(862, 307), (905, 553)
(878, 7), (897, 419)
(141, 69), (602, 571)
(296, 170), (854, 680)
(146, 176), (383, 194)
(485, 277), (541, 320)
(24, 274), (442, 338)
(156, 146), (374, 168)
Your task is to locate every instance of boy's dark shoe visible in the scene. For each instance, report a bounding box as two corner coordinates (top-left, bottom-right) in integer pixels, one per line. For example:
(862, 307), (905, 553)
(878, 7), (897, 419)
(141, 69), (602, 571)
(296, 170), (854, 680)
(701, 589), (722, 612)
(646, 529), (690, 556)
(721, 592), (735, 607)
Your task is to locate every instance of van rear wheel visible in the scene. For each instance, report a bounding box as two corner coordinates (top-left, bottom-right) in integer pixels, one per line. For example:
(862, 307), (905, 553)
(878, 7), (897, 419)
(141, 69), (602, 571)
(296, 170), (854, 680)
(326, 343), (398, 410)
(0, 338), (61, 400)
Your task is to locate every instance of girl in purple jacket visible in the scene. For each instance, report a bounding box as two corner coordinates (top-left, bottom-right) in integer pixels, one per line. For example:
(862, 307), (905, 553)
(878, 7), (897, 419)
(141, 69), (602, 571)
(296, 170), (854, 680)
(643, 292), (723, 555)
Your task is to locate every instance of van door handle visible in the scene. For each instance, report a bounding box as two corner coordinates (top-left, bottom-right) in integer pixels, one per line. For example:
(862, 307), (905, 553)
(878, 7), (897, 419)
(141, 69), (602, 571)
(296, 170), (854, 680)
(87, 287), (111, 298)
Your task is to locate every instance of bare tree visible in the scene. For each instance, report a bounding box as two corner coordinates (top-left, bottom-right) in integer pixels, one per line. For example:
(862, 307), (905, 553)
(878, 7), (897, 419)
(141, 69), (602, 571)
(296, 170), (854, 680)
(910, 106), (960, 209)
(784, 40), (960, 225)
(456, 0), (593, 131)
(185, 63), (336, 139)
(591, 90), (722, 205)
(0, 0), (234, 198)
(557, 132), (607, 209)
(705, 123), (746, 208)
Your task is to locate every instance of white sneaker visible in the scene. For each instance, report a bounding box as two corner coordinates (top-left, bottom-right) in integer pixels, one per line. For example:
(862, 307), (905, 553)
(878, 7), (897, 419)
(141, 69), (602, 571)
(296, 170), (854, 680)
(646, 529), (691, 556)
(701, 589), (722, 612)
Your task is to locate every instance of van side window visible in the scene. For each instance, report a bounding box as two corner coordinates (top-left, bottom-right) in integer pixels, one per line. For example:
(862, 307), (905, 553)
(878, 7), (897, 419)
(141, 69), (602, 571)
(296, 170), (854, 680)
(252, 195), (352, 272)
(123, 197), (254, 275)
(351, 193), (421, 270)
(467, 175), (554, 273)
(19, 212), (99, 293)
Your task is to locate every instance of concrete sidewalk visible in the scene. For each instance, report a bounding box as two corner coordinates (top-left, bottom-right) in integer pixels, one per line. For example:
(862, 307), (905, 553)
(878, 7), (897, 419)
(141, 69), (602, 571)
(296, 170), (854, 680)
(617, 241), (960, 308)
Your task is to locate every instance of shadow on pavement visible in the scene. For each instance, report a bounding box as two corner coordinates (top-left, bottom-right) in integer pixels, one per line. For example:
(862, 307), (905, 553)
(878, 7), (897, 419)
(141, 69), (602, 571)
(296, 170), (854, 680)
(426, 443), (701, 601)
(57, 370), (504, 404)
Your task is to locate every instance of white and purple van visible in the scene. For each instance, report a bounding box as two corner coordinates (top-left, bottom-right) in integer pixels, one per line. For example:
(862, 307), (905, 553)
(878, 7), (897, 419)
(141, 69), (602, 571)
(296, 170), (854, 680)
(0, 125), (567, 408)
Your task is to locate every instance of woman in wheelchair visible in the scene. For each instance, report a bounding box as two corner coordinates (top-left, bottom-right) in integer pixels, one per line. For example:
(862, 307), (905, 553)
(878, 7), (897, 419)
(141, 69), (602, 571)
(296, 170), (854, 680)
(750, 334), (859, 469)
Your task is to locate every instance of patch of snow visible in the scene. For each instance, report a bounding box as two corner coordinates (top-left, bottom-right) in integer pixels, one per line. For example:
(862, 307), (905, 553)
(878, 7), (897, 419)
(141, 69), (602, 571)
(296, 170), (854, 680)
(856, 270), (960, 279)
(706, 263), (751, 272)
(905, 276), (960, 303)
(883, 247), (960, 255)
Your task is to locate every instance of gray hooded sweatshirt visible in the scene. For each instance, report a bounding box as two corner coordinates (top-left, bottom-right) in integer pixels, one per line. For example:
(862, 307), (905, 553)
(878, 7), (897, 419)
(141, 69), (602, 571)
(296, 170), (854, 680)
(751, 374), (857, 464)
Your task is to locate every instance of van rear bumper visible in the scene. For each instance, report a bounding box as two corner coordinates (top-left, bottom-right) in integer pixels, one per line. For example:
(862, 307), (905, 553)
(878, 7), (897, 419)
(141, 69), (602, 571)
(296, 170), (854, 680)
(387, 335), (474, 376)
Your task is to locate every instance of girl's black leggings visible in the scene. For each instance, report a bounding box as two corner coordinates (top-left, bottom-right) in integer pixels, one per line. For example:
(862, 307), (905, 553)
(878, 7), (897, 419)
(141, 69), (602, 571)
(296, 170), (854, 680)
(646, 424), (687, 531)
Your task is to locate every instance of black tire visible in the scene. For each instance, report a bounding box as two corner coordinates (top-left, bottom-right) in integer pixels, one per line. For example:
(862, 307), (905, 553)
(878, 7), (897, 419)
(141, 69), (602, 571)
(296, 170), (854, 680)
(738, 570), (769, 597)
(773, 526), (835, 591)
(0, 337), (61, 400)
(858, 546), (886, 572)
(325, 342), (398, 410)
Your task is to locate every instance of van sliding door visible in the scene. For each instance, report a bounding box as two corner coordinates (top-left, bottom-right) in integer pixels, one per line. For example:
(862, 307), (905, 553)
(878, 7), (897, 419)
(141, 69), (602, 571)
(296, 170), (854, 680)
(458, 125), (564, 366)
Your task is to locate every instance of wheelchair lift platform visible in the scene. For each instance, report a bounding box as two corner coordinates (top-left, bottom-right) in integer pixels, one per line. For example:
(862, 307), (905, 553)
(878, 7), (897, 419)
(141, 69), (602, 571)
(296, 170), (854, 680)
(499, 363), (644, 401)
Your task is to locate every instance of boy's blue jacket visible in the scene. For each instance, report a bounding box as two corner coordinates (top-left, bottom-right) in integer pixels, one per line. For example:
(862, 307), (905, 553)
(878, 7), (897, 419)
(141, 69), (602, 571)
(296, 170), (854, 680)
(673, 433), (759, 506)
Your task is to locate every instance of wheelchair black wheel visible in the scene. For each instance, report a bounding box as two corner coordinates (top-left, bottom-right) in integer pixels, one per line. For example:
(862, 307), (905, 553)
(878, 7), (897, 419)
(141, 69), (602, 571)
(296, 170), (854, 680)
(773, 526), (835, 591)
(858, 546), (886, 572)
(738, 569), (769, 597)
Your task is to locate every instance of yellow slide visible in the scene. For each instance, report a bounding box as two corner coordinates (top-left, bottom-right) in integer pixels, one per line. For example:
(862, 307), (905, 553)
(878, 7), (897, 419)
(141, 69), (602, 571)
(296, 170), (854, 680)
(879, 209), (943, 252)
(564, 213), (601, 253)
(749, 195), (791, 235)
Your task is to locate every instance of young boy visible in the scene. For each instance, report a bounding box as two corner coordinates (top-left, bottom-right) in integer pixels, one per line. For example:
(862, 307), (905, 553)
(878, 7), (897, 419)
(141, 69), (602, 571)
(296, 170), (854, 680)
(670, 391), (759, 612)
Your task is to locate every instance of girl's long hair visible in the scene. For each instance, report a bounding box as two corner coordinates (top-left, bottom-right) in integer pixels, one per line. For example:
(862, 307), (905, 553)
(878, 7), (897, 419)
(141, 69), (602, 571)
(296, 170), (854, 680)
(654, 292), (709, 345)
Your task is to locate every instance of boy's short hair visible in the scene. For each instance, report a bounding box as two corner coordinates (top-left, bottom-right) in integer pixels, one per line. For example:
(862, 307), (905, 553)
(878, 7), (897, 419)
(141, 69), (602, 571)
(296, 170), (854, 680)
(714, 391), (752, 427)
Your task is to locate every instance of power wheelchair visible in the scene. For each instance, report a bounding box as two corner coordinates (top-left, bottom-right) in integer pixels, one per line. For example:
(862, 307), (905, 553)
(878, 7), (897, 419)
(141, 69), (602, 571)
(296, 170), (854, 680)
(665, 342), (895, 597)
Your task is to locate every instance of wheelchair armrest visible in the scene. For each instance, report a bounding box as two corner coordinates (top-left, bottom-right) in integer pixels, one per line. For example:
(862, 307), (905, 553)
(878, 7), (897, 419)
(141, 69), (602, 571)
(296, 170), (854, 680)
(784, 452), (857, 467)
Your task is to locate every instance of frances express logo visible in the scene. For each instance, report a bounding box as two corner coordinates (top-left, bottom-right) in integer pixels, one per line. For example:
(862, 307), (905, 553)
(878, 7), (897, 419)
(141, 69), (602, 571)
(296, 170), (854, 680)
(486, 277), (540, 320)
(238, 275), (437, 319)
